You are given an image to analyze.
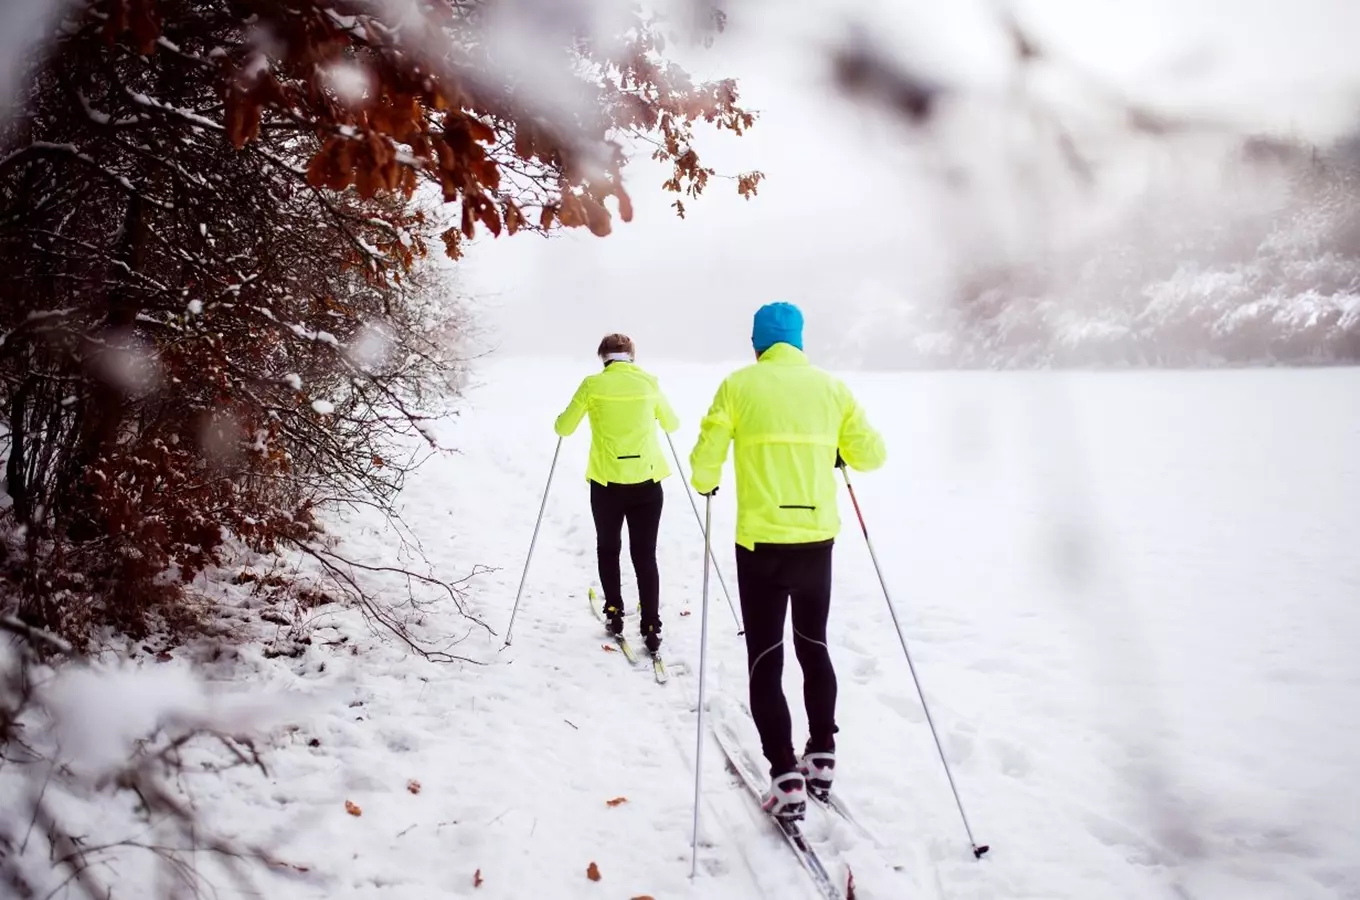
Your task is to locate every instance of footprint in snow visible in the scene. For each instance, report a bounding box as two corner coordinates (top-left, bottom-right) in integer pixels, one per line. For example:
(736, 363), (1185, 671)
(342, 764), (390, 792)
(986, 737), (1034, 779)
(1081, 809), (1167, 867)
(850, 654), (880, 683)
(943, 729), (975, 764)
(381, 727), (422, 753)
(878, 692), (926, 723)
(536, 616), (569, 635)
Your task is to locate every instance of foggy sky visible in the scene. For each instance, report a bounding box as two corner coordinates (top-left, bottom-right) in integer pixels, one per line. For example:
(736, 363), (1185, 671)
(456, 0), (1360, 365)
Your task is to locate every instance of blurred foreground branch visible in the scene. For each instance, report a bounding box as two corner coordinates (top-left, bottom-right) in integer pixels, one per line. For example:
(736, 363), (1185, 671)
(0, 616), (314, 900)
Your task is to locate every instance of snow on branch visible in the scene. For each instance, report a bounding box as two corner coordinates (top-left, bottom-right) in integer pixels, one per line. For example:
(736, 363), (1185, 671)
(0, 619), (322, 900)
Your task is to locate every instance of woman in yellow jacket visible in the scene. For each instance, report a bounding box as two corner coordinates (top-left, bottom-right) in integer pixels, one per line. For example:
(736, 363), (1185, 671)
(555, 334), (680, 655)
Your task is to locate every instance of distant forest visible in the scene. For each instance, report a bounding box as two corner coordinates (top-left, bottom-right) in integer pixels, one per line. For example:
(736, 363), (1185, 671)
(834, 138), (1360, 369)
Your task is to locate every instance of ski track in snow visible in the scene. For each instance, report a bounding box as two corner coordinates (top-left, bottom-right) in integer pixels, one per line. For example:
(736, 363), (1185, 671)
(10, 360), (1359, 900)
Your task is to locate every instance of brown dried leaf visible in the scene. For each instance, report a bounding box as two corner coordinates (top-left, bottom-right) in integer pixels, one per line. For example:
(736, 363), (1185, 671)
(355, 163), (379, 200)
(514, 126), (536, 161)
(407, 779), (421, 794)
(617, 186), (634, 223)
(630, 896), (657, 900)
(557, 196), (582, 228)
(605, 796), (628, 807)
(440, 227), (463, 261)
(130, 0), (162, 54)
(345, 800), (362, 816)
(303, 145), (335, 190)
(224, 93), (251, 150)
(460, 202), (476, 240)
(476, 199), (502, 238)
(505, 202), (525, 236)
(602, 644), (618, 653)
(582, 196), (612, 237)
(473, 869), (484, 887)
(477, 158), (501, 191)
(467, 117), (496, 144)
(586, 862), (601, 881)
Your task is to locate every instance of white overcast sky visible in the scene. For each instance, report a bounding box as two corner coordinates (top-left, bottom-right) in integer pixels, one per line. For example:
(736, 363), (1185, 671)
(456, 0), (1360, 363)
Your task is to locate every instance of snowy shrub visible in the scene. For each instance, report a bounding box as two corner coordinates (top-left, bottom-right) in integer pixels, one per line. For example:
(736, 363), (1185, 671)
(0, 616), (316, 899)
(0, 0), (760, 646)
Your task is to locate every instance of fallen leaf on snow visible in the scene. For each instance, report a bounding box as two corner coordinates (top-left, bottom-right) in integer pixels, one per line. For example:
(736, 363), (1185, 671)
(601, 644), (618, 653)
(586, 862), (601, 881)
(679, 610), (691, 616)
(630, 896), (656, 900)
(473, 869), (483, 887)
(407, 779), (422, 794)
(345, 800), (362, 817)
(605, 797), (628, 807)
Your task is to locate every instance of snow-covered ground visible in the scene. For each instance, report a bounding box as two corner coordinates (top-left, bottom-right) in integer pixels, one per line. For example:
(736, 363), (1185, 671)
(8, 359), (1360, 900)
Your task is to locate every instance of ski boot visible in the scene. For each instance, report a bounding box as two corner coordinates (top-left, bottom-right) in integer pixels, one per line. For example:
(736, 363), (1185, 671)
(761, 771), (807, 822)
(642, 623), (662, 656)
(603, 602), (624, 637)
(799, 747), (835, 802)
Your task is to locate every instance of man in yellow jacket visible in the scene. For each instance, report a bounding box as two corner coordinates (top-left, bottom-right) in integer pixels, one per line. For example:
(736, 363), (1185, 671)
(556, 334), (680, 655)
(690, 302), (886, 821)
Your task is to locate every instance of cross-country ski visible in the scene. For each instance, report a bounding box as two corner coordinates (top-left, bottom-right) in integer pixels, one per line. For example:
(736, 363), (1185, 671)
(712, 711), (853, 900)
(589, 587), (640, 664)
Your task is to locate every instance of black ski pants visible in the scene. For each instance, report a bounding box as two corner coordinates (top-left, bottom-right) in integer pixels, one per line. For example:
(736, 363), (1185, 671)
(590, 479), (664, 633)
(736, 540), (838, 777)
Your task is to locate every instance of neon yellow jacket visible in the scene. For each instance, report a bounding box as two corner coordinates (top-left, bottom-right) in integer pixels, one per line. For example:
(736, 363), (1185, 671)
(555, 361), (680, 485)
(689, 343), (886, 549)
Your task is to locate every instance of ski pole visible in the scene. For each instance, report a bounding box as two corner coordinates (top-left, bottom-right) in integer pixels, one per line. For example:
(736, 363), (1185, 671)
(664, 431), (743, 634)
(840, 465), (990, 859)
(503, 437), (562, 648)
(689, 491), (715, 879)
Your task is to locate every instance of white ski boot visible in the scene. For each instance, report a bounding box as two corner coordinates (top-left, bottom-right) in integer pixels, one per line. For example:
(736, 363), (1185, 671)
(799, 750), (835, 802)
(761, 771), (807, 822)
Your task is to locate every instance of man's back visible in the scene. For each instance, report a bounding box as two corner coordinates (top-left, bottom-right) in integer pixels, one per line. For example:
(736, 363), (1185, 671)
(690, 343), (885, 549)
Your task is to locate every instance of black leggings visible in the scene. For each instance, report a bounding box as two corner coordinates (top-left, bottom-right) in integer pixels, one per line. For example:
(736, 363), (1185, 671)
(590, 480), (664, 632)
(736, 541), (837, 777)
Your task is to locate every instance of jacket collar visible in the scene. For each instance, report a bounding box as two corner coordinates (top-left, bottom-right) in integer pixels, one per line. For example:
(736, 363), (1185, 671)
(756, 343), (808, 365)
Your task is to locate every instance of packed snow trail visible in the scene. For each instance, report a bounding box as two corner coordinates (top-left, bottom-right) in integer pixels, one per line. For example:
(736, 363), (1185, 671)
(367, 358), (1357, 900)
(57, 360), (1356, 900)
(407, 361), (921, 899)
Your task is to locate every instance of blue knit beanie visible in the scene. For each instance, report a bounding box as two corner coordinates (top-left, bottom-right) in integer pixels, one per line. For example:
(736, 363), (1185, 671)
(751, 302), (804, 354)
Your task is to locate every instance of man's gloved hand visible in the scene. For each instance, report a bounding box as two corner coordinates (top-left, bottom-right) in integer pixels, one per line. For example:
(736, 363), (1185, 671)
(699, 486), (720, 497)
(835, 450), (846, 469)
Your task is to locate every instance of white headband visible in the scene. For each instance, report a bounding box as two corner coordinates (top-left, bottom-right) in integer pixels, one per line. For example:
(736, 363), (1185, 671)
(601, 351), (633, 363)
